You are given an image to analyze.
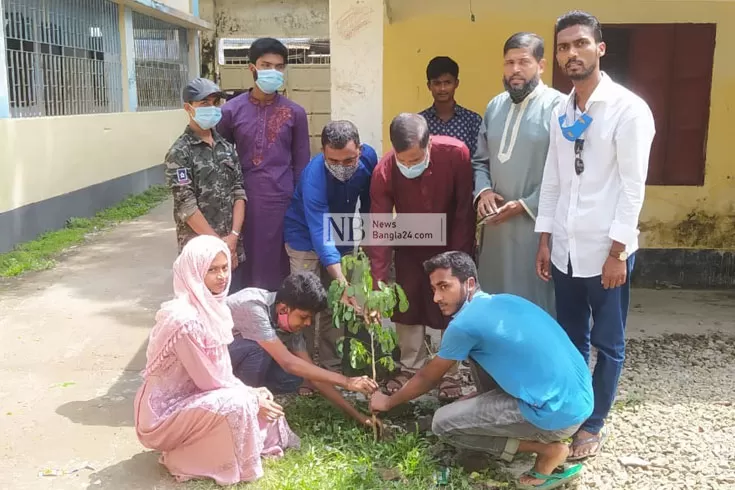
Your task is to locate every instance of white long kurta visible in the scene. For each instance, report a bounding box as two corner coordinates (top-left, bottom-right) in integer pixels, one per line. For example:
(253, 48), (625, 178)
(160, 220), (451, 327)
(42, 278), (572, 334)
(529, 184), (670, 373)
(473, 83), (564, 315)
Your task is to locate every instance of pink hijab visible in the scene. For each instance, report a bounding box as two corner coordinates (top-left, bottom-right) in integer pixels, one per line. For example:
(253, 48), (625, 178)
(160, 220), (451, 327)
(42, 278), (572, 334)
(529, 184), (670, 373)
(144, 235), (234, 376)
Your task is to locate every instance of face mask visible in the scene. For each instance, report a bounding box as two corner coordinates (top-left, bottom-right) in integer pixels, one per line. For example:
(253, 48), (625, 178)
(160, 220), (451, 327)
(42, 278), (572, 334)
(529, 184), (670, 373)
(192, 106), (222, 130)
(278, 311), (295, 333)
(558, 112), (593, 142)
(255, 69), (284, 94)
(326, 162), (359, 182)
(396, 152), (429, 179)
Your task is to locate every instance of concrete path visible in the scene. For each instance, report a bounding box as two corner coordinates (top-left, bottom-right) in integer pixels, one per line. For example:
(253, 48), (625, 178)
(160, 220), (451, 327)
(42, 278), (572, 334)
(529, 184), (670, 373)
(0, 199), (734, 490)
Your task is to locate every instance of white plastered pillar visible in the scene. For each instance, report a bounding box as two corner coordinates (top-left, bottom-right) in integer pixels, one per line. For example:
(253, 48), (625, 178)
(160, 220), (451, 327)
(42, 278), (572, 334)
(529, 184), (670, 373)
(329, 0), (385, 153)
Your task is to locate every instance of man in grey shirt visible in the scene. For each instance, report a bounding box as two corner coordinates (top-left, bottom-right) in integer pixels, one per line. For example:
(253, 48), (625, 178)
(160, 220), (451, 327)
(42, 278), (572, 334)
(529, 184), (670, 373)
(227, 271), (380, 428)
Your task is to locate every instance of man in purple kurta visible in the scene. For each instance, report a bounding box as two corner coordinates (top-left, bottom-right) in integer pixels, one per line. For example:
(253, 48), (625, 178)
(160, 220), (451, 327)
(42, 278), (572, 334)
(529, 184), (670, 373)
(218, 37), (311, 291)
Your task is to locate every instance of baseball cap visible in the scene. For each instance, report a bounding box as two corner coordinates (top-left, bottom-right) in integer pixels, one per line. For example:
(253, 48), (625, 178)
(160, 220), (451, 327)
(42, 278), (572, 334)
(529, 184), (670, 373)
(182, 78), (224, 103)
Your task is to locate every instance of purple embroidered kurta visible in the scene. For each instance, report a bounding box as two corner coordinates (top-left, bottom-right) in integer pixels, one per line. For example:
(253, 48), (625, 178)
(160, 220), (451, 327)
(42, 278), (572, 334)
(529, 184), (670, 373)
(219, 92), (311, 291)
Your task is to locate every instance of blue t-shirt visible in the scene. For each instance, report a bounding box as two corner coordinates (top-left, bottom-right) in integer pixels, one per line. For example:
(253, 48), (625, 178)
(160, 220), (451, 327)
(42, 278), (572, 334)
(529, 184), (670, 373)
(438, 292), (593, 431)
(283, 144), (378, 266)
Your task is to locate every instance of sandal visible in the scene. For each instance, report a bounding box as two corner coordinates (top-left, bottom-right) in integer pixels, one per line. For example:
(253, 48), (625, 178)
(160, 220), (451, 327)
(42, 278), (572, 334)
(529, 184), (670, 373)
(516, 463), (583, 489)
(297, 385), (316, 397)
(384, 371), (413, 394)
(438, 377), (462, 402)
(567, 427), (608, 462)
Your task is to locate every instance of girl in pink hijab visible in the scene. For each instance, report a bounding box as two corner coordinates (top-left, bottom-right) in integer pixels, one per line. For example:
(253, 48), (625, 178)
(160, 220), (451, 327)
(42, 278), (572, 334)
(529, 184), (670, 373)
(134, 235), (299, 485)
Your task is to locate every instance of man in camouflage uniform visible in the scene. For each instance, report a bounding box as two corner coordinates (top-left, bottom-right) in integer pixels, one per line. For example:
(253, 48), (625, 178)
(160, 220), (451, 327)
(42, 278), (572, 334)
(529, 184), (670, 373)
(165, 78), (248, 293)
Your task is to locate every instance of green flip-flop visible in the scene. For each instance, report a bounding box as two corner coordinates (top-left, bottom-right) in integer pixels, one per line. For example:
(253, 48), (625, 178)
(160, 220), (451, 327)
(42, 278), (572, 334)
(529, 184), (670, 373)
(515, 463), (584, 489)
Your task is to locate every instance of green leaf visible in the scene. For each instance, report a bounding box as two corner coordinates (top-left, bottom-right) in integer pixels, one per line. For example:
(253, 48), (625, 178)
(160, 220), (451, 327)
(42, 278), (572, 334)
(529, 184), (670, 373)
(336, 337), (345, 357)
(396, 284), (409, 313)
(349, 338), (370, 369)
(346, 285), (355, 297)
(378, 356), (396, 372)
(327, 279), (346, 306)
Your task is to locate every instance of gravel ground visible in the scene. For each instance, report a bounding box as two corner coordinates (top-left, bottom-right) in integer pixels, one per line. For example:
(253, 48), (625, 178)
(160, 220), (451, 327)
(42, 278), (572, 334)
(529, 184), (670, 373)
(323, 331), (735, 489)
(573, 334), (735, 490)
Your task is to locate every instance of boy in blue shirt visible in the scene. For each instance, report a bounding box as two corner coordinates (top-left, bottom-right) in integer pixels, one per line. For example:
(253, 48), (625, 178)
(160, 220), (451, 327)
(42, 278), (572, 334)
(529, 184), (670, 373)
(370, 251), (593, 489)
(283, 121), (378, 372)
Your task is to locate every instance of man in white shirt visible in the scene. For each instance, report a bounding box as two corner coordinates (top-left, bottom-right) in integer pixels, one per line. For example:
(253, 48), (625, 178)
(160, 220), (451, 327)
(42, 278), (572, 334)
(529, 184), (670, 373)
(534, 10), (655, 462)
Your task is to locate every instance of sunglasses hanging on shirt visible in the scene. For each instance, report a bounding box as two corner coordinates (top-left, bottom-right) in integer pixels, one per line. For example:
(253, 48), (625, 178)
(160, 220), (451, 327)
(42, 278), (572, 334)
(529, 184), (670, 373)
(574, 139), (585, 175)
(559, 96), (592, 175)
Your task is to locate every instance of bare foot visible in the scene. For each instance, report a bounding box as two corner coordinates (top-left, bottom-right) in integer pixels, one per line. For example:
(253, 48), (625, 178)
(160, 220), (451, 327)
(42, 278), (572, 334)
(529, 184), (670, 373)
(518, 442), (569, 486)
(569, 429), (604, 459)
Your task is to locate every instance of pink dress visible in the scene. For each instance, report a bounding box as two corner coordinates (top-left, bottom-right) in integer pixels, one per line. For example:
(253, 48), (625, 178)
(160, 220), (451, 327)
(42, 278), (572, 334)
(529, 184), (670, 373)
(134, 319), (300, 485)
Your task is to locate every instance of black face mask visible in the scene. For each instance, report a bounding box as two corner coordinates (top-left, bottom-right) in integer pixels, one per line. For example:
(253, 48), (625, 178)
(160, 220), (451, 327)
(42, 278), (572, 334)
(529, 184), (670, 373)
(503, 75), (540, 104)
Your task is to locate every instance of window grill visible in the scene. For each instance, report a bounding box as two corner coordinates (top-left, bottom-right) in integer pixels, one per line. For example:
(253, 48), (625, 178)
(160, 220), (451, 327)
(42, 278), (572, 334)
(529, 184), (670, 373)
(218, 38), (331, 66)
(132, 12), (189, 111)
(2, 0), (123, 118)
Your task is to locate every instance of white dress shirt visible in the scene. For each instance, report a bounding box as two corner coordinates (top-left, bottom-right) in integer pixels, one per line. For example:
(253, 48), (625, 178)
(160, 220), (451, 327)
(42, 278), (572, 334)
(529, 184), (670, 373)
(535, 73), (655, 278)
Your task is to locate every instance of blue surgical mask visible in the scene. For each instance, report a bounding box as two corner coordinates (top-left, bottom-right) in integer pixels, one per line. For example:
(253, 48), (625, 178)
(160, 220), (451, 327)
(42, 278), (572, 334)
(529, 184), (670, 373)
(255, 69), (284, 94)
(193, 106), (222, 130)
(558, 112), (593, 142)
(396, 152), (429, 179)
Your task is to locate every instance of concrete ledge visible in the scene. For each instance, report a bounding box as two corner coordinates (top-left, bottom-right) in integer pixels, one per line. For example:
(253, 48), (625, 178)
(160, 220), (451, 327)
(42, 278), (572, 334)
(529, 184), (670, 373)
(632, 248), (735, 289)
(0, 165), (165, 253)
(117, 0), (213, 30)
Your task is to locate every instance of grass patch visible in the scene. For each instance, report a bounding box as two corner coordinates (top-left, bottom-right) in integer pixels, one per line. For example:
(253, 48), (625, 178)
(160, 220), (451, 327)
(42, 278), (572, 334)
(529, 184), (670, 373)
(187, 396), (497, 490)
(0, 185), (169, 277)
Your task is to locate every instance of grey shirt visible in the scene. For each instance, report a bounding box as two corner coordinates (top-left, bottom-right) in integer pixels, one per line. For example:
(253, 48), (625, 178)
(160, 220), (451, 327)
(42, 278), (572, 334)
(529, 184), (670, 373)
(226, 288), (307, 353)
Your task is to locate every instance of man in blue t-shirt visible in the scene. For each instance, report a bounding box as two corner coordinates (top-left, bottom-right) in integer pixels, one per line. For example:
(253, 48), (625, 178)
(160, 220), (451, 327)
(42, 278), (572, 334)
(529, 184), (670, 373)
(370, 251), (593, 489)
(283, 120), (378, 372)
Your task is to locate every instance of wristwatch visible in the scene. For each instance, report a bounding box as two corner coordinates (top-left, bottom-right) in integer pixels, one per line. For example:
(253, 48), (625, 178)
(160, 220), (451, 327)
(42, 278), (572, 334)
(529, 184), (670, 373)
(611, 250), (629, 261)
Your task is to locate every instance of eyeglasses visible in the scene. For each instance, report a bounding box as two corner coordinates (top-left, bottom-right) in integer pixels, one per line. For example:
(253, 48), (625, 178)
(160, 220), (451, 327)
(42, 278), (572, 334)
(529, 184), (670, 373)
(574, 139), (585, 175)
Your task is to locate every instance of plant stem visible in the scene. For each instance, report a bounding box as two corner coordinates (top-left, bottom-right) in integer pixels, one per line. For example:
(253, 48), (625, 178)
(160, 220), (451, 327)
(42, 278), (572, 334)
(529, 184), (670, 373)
(370, 327), (379, 442)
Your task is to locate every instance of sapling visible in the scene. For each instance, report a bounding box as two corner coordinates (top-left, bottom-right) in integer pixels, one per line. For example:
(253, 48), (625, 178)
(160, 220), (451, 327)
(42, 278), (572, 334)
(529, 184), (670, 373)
(327, 248), (409, 440)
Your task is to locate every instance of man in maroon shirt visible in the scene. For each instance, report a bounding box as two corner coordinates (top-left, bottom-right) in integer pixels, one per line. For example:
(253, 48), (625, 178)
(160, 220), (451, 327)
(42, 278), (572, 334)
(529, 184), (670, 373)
(367, 113), (475, 400)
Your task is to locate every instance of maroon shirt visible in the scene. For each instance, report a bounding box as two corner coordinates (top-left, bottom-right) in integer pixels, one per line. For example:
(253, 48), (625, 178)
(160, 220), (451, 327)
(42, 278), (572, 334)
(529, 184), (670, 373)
(366, 135), (475, 329)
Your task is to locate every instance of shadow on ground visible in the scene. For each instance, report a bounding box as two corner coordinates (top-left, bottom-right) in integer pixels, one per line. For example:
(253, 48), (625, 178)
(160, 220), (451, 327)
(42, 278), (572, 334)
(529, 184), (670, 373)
(86, 451), (174, 490)
(56, 342), (147, 427)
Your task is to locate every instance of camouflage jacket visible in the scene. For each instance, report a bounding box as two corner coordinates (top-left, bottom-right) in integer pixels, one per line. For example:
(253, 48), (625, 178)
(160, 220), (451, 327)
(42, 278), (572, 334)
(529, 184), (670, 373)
(165, 126), (247, 260)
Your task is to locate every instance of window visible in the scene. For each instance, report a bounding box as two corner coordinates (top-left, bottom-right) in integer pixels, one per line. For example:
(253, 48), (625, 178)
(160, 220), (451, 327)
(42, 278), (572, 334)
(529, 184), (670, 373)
(552, 23), (716, 186)
(218, 38), (331, 66)
(3, 0), (123, 118)
(133, 13), (189, 111)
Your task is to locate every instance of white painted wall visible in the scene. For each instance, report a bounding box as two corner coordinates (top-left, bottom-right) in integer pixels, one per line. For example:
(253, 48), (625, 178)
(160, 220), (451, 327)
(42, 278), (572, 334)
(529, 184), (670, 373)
(198, 0), (329, 82)
(200, 0), (328, 38)
(329, 0), (384, 152)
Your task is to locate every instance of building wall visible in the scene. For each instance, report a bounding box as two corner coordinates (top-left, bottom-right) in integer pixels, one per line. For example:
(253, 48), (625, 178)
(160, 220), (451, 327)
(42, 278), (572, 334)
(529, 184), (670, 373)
(383, 0), (735, 254)
(0, 0), (203, 253)
(201, 0), (328, 37)
(0, 111), (184, 215)
(0, 110), (186, 252)
(330, 0), (384, 152)
(157, 0), (191, 14)
(199, 0), (329, 78)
